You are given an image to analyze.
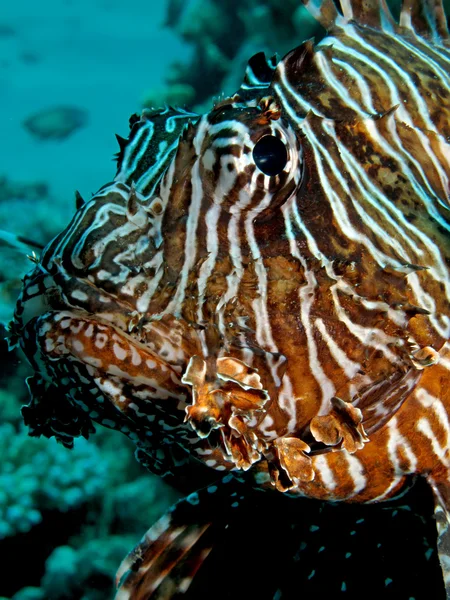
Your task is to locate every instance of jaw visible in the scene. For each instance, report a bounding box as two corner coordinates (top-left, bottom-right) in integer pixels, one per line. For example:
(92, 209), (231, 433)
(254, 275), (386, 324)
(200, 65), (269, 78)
(17, 306), (202, 462)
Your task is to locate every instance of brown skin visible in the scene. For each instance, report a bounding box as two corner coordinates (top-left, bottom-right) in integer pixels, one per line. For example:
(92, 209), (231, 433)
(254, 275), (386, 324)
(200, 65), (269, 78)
(15, 19), (450, 504)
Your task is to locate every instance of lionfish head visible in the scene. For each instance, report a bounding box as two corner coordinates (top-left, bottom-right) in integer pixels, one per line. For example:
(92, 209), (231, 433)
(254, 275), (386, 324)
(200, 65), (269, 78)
(8, 90), (295, 469)
(11, 36), (444, 483)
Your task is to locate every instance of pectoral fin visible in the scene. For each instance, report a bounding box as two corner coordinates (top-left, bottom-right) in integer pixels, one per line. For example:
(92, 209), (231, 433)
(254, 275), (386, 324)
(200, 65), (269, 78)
(428, 477), (450, 598)
(310, 396), (369, 453)
(357, 368), (423, 436)
(115, 477), (247, 599)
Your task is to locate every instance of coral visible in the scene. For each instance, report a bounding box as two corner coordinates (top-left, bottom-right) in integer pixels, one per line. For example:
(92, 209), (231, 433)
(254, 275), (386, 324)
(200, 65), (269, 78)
(141, 0), (322, 110)
(0, 386), (25, 424)
(11, 589), (45, 600)
(0, 410), (179, 596)
(39, 537), (135, 600)
(0, 423), (109, 539)
(108, 475), (179, 534)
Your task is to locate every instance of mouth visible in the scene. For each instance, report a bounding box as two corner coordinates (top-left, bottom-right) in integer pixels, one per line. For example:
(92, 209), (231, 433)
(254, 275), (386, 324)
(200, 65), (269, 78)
(12, 258), (196, 449)
(13, 262), (274, 476)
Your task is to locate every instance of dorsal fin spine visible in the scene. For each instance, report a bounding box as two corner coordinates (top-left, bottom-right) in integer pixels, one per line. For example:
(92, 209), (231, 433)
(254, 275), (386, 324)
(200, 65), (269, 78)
(339, 0), (395, 30)
(303, 0), (449, 42)
(400, 0), (449, 42)
(302, 0), (342, 30)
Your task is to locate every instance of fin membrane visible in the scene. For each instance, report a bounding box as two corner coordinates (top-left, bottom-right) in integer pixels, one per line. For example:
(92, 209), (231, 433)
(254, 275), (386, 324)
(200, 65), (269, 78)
(239, 52), (277, 93)
(339, 0), (395, 29)
(303, 0), (449, 42)
(400, 0), (449, 41)
(115, 477), (247, 599)
(428, 477), (450, 596)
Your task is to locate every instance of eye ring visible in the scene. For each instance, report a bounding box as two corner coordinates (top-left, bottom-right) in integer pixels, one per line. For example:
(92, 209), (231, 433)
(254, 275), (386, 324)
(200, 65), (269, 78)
(252, 134), (288, 176)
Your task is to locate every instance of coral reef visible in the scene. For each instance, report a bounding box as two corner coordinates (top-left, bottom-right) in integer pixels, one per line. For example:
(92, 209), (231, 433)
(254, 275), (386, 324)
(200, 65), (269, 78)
(0, 423), (108, 538)
(0, 410), (179, 597)
(141, 0), (322, 110)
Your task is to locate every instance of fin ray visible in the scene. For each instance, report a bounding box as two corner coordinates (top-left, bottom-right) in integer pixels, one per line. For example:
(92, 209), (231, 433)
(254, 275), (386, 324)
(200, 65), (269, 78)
(340, 0), (396, 29)
(115, 478), (247, 599)
(355, 369), (422, 436)
(116, 516), (212, 599)
(400, 0), (449, 41)
(304, 0), (449, 40)
(302, 0), (342, 30)
(428, 477), (450, 596)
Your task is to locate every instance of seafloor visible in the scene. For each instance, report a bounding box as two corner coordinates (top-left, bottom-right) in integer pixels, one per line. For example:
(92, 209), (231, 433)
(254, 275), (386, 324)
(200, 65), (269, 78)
(0, 1), (447, 599)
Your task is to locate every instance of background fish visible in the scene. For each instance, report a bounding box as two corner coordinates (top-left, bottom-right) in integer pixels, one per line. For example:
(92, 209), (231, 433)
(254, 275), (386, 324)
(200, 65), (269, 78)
(9, 0), (450, 598)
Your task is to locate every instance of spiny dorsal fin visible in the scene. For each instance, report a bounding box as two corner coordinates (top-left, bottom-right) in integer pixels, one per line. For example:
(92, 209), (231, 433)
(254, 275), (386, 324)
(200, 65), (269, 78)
(400, 0), (449, 42)
(272, 40), (315, 84)
(241, 52), (278, 91)
(304, 0), (449, 41)
(115, 134), (128, 149)
(74, 190), (85, 210)
(339, 0), (396, 30)
(302, 0), (342, 31)
(114, 134), (128, 168)
(115, 477), (247, 599)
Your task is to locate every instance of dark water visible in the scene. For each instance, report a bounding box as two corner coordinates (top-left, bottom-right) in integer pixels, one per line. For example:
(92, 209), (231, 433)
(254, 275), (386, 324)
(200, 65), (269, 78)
(185, 477), (445, 600)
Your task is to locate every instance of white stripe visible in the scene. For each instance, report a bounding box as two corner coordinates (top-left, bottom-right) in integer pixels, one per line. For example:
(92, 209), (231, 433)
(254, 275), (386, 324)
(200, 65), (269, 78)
(332, 58), (377, 113)
(117, 122), (153, 181)
(314, 453), (337, 491)
(302, 118), (404, 268)
(386, 416), (418, 475)
(343, 452), (367, 497)
(417, 416), (450, 467)
(283, 202), (335, 415)
(314, 50), (370, 116)
(416, 388), (450, 449)
(315, 317), (361, 378)
(196, 154), (238, 322)
(164, 117), (210, 316)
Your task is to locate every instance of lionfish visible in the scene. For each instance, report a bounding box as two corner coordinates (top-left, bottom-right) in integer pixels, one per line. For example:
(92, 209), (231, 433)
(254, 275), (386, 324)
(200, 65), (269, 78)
(10, 0), (450, 597)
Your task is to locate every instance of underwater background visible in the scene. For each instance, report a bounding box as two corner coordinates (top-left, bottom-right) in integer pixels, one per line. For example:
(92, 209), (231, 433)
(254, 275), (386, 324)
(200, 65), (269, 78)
(1, 1), (450, 598)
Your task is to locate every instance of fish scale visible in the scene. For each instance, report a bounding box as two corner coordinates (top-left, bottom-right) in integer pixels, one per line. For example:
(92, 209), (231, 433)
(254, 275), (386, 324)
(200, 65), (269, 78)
(9, 0), (450, 597)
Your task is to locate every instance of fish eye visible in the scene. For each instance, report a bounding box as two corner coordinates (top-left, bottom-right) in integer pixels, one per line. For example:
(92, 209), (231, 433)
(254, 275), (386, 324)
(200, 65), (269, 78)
(252, 135), (288, 176)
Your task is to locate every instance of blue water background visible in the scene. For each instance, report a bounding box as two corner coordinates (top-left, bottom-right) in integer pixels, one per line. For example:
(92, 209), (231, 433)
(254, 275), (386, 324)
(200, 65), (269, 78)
(1, 0), (190, 202)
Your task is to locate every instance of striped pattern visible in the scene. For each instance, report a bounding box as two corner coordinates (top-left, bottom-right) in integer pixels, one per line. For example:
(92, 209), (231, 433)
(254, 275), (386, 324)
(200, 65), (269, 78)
(10, 0), (450, 596)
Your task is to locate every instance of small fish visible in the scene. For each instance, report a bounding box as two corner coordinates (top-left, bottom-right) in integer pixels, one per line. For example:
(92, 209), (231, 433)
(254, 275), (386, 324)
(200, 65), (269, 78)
(10, 0), (450, 597)
(23, 106), (87, 141)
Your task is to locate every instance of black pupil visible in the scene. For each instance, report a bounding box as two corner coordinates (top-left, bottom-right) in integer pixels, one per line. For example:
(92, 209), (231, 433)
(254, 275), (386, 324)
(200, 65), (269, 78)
(253, 135), (288, 176)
